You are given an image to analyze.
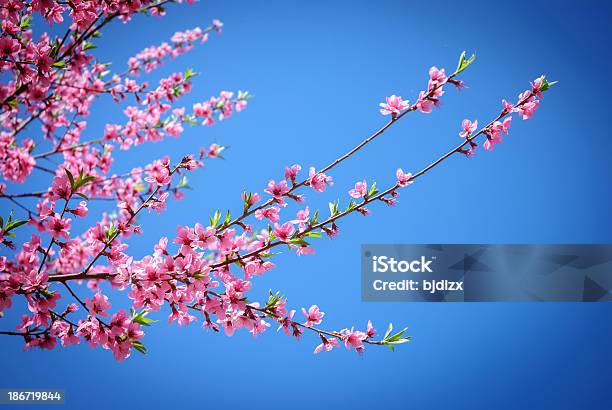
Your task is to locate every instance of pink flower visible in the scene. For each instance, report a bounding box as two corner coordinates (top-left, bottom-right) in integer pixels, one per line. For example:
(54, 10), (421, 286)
(314, 336), (340, 354)
(284, 164), (301, 181)
(51, 175), (72, 200)
(193, 223), (216, 248)
(396, 168), (413, 187)
(264, 179), (290, 198)
(502, 99), (514, 113)
(277, 309), (296, 336)
(301, 305), (325, 327)
(144, 167), (171, 186)
(483, 118), (511, 151)
(490, 117), (512, 138)
(379, 95), (409, 116)
(291, 206), (310, 231)
(530, 75), (545, 98)
(341, 328), (367, 352)
(255, 206), (280, 223)
(459, 119), (478, 139)
(348, 180), (367, 198)
(307, 167), (333, 192)
(429, 66), (447, 83)
(46, 214), (72, 240)
(366, 320), (376, 338)
(212, 19), (224, 33)
(515, 91), (540, 120)
(0, 38), (20, 57)
(273, 222), (295, 242)
(72, 201), (88, 217)
(416, 91), (434, 113)
(85, 293), (111, 317)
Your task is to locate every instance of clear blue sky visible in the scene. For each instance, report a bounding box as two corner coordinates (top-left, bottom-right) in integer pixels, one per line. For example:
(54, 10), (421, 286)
(2, 1), (612, 409)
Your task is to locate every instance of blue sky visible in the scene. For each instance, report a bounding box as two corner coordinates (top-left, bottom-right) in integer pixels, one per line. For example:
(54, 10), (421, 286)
(1, 1), (612, 409)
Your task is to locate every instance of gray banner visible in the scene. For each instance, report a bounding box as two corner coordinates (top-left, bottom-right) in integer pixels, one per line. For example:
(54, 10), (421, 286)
(361, 244), (612, 302)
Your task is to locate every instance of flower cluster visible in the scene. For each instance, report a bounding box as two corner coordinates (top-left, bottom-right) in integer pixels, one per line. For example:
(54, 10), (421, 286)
(457, 75), (552, 156)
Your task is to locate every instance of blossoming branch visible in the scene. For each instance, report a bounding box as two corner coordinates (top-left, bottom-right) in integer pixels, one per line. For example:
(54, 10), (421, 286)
(0, 0), (555, 360)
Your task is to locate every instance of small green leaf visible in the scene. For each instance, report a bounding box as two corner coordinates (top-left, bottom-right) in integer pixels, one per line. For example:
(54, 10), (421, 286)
(131, 310), (157, 326)
(384, 323), (393, 340)
(132, 340), (147, 354)
(328, 200), (339, 217)
(303, 231), (322, 238)
(209, 210), (221, 227)
(5, 219), (29, 232)
(82, 42), (97, 51)
(65, 169), (75, 190)
(367, 181), (378, 198)
(455, 51), (476, 74)
(287, 237), (310, 246)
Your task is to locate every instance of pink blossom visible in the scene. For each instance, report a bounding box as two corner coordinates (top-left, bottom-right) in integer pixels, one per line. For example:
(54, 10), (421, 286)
(284, 164), (301, 181)
(416, 91), (435, 113)
(46, 214), (72, 240)
(349, 180), (368, 198)
(396, 168), (413, 187)
(85, 293), (111, 317)
(379, 95), (409, 116)
(366, 320), (376, 338)
(341, 327), (367, 352)
(255, 206), (280, 223)
(502, 99), (514, 113)
(264, 179), (290, 198)
(72, 201), (89, 217)
(292, 207), (310, 231)
(530, 75), (545, 98)
(492, 117), (512, 136)
(273, 222), (295, 242)
(515, 91), (540, 120)
(459, 119), (478, 139)
(301, 305), (325, 327)
(0, 37), (20, 57)
(429, 66), (447, 83)
(193, 223), (217, 249)
(314, 336), (339, 354)
(144, 167), (171, 186)
(307, 167), (333, 192)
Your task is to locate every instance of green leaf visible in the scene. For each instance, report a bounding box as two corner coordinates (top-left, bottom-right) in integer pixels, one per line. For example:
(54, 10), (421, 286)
(184, 68), (199, 80)
(52, 60), (66, 68)
(82, 42), (97, 51)
(5, 219), (29, 232)
(65, 169), (75, 190)
(311, 210), (320, 225)
(209, 210), (221, 227)
(19, 15), (32, 29)
(303, 231), (322, 238)
(539, 76), (558, 92)
(367, 181), (378, 198)
(455, 51), (476, 74)
(328, 200), (339, 217)
(288, 237), (310, 246)
(132, 341), (147, 354)
(105, 224), (116, 241)
(384, 323), (393, 340)
(131, 309), (157, 327)
(177, 175), (190, 189)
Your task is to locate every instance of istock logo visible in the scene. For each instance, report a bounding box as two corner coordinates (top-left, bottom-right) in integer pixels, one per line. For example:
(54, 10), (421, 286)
(372, 255), (434, 273)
